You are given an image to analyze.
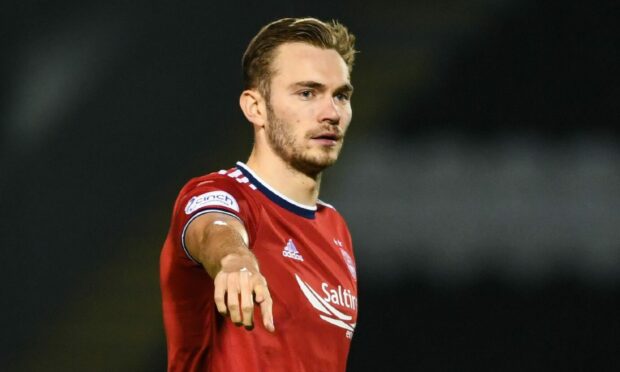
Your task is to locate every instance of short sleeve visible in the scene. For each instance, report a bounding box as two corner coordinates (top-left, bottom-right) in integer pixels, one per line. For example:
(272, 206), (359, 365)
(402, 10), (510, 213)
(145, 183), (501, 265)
(171, 175), (256, 264)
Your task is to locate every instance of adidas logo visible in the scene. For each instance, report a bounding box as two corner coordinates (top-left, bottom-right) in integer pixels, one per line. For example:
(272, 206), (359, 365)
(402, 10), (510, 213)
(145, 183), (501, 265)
(282, 239), (304, 261)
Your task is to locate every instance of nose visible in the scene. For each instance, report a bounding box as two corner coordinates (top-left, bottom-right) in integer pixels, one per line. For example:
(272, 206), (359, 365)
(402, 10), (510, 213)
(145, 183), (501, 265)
(319, 96), (341, 126)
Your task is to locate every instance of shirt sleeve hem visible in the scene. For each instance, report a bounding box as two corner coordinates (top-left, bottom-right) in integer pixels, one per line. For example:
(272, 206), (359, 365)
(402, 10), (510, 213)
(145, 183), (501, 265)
(181, 208), (244, 264)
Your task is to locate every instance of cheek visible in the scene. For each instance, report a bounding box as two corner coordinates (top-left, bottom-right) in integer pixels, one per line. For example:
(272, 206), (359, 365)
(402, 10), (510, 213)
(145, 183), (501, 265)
(277, 111), (305, 139)
(281, 108), (308, 129)
(278, 104), (300, 122)
(341, 108), (353, 131)
(293, 108), (315, 125)
(343, 104), (352, 118)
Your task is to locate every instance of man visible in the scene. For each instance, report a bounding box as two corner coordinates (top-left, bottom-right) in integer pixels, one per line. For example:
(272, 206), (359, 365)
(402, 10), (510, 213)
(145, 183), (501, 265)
(160, 17), (358, 371)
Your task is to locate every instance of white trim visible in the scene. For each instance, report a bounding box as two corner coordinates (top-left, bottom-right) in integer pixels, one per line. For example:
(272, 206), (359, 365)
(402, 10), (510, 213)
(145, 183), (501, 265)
(236, 161), (317, 211)
(181, 209), (244, 264)
(320, 315), (355, 332)
(317, 199), (336, 209)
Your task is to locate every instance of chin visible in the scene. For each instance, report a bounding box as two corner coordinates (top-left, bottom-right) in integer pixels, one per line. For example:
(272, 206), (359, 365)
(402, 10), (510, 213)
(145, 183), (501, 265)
(290, 153), (338, 177)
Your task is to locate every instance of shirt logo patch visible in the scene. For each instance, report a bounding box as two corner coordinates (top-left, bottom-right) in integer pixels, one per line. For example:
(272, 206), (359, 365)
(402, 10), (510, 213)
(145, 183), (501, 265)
(340, 248), (357, 281)
(184, 191), (239, 214)
(282, 239), (304, 261)
(295, 273), (356, 336)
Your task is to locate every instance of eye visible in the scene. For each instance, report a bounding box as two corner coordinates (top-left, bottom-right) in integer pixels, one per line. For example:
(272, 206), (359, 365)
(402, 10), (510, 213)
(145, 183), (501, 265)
(298, 90), (315, 100)
(335, 92), (351, 102)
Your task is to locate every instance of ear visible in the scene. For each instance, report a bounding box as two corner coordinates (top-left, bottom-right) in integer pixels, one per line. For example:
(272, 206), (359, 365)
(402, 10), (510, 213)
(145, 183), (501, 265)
(239, 89), (267, 128)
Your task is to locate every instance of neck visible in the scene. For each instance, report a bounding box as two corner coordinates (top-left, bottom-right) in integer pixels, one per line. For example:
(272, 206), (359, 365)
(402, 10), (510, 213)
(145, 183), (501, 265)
(245, 148), (322, 207)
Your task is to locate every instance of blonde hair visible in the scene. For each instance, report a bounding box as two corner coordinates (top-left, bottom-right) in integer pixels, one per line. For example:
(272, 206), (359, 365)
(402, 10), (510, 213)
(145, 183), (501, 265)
(242, 17), (357, 98)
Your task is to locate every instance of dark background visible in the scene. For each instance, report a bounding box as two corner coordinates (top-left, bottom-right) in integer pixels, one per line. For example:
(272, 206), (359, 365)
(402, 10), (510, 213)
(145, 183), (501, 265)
(1, 1), (618, 371)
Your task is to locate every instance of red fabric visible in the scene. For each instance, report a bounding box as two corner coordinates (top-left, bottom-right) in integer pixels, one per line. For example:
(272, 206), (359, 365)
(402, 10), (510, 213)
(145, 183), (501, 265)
(160, 164), (358, 372)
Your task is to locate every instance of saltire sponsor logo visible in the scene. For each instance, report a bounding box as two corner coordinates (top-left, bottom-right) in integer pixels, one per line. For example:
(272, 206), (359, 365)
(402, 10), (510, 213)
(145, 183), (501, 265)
(282, 239), (304, 261)
(184, 191), (239, 214)
(295, 274), (356, 334)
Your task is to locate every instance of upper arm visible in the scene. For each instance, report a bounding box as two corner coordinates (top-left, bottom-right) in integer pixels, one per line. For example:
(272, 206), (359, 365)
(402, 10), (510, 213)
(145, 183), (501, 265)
(183, 211), (249, 264)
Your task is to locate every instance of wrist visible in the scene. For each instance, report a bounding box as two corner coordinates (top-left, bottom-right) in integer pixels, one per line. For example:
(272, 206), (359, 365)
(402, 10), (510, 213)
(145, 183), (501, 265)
(220, 252), (259, 273)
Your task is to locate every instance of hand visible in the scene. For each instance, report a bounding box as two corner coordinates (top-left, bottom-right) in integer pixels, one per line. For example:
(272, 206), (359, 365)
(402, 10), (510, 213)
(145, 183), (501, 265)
(213, 254), (275, 332)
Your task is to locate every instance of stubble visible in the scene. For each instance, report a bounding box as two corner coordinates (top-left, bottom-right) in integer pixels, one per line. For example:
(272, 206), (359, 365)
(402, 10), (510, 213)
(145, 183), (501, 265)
(265, 104), (341, 178)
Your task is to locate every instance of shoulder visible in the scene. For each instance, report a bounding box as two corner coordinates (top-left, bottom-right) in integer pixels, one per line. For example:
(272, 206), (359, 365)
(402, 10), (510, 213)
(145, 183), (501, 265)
(317, 199), (336, 210)
(176, 166), (261, 214)
(316, 199), (348, 222)
(317, 199), (354, 248)
(181, 168), (238, 191)
(180, 167), (255, 197)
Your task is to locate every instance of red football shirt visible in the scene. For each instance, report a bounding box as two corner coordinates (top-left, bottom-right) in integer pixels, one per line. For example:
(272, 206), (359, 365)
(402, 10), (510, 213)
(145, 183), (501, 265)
(160, 162), (358, 372)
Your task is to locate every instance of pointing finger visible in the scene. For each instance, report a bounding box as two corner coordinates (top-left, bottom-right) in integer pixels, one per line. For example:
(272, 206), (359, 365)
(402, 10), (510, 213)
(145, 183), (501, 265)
(239, 270), (254, 330)
(255, 284), (275, 332)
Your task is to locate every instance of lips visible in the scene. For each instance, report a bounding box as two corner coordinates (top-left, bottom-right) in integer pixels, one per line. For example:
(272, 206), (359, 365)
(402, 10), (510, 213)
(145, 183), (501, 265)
(310, 132), (342, 141)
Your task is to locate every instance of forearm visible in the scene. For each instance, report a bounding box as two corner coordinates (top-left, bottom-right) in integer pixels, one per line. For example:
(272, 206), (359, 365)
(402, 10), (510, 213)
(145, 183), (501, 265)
(184, 211), (274, 331)
(197, 222), (258, 278)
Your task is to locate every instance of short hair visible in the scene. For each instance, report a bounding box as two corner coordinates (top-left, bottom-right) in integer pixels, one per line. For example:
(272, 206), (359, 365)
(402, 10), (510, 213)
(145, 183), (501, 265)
(242, 17), (357, 98)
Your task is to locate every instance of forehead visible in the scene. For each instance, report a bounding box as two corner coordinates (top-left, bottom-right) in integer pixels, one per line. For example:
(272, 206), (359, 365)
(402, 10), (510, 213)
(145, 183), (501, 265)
(270, 42), (350, 87)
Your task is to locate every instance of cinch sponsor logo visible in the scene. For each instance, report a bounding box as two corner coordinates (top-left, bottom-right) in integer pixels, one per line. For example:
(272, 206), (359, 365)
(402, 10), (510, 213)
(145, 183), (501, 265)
(184, 191), (240, 214)
(322, 283), (357, 311)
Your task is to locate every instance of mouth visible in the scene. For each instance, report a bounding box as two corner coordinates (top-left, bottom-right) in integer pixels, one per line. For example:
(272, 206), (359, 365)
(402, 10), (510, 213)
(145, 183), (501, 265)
(310, 132), (342, 145)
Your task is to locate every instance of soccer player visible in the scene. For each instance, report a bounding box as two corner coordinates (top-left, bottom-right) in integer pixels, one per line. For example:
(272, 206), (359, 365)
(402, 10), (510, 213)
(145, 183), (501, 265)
(160, 17), (358, 371)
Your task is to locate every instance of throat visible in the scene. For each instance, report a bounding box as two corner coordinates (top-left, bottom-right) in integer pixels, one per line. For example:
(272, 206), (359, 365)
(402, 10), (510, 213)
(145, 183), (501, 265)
(245, 155), (321, 207)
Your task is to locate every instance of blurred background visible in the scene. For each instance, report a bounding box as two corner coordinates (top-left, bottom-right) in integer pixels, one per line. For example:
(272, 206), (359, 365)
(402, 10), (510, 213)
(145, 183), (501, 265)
(1, 0), (618, 370)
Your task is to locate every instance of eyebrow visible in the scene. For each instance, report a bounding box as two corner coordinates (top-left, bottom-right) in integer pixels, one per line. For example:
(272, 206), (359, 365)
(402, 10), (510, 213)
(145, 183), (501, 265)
(291, 81), (354, 94)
